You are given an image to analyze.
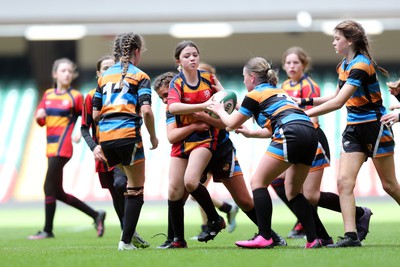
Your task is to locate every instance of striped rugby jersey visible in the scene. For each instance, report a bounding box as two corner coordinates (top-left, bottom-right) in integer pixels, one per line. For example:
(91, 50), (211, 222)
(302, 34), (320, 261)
(36, 87), (83, 158)
(93, 62), (151, 148)
(337, 53), (387, 125)
(239, 83), (312, 135)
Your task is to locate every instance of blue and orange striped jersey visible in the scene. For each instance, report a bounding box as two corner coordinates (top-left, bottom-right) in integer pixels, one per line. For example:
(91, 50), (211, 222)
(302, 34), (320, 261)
(36, 87), (83, 158)
(238, 83), (312, 135)
(281, 74), (320, 110)
(92, 62), (152, 147)
(337, 53), (387, 125)
(167, 70), (220, 155)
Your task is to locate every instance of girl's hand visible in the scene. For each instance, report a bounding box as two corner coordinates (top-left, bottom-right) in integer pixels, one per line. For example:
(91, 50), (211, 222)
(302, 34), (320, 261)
(206, 99), (224, 117)
(36, 108), (47, 119)
(149, 136), (159, 150)
(192, 121), (210, 132)
(211, 76), (225, 92)
(387, 81), (400, 96)
(381, 112), (399, 127)
(235, 125), (251, 137)
(93, 145), (107, 162)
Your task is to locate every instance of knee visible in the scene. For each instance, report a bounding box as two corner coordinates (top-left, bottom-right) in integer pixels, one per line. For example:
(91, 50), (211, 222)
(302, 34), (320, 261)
(382, 179), (400, 196)
(184, 180), (198, 193)
(235, 196), (253, 211)
(113, 176), (127, 194)
(337, 176), (355, 194)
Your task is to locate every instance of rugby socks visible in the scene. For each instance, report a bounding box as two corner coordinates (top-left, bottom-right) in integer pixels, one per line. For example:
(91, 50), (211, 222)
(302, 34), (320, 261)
(121, 189), (144, 244)
(243, 208), (258, 225)
(318, 192), (341, 212)
(310, 206), (331, 240)
(108, 187), (124, 229)
(63, 194), (97, 219)
(252, 188), (272, 239)
(44, 196), (56, 233)
(190, 184), (219, 222)
(271, 178), (290, 205)
(167, 205), (174, 241)
(218, 202), (233, 214)
(168, 198), (184, 241)
(345, 232), (359, 240)
(289, 193), (318, 242)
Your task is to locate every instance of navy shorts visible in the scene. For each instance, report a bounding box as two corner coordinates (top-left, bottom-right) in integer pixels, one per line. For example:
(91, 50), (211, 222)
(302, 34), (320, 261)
(342, 121), (394, 158)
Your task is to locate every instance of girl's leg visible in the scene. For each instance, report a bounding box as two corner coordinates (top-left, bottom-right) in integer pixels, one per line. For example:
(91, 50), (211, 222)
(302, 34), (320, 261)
(119, 161), (145, 245)
(337, 152), (365, 234)
(373, 155), (400, 204)
(235, 154), (289, 248)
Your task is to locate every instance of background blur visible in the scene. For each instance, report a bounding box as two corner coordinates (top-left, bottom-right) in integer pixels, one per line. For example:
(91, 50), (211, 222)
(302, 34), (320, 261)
(1, 0), (400, 203)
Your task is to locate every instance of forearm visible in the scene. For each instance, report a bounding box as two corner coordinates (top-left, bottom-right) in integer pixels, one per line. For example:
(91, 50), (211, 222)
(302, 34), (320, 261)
(81, 125), (97, 151)
(169, 102), (207, 115)
(142, 108), (157, 138)
(167, 124), (196, 144)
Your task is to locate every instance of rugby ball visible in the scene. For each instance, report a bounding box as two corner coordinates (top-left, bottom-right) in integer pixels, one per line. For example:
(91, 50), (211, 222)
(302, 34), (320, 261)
(208, 90), (237, 119)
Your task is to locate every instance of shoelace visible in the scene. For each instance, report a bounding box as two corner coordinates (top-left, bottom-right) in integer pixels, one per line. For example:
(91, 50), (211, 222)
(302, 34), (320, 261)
(151, 232), (168, 239)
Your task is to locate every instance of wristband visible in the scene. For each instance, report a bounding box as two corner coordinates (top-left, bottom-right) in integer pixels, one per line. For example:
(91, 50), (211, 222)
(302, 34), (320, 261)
(300, 98), (314, 106)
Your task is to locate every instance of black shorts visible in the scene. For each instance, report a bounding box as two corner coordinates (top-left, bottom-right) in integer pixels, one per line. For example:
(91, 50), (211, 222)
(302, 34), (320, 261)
(342, 121), (394, 158)
(202, 139), (243, 183)
(267, 122), (318, 166)
(102, 142), (145, 167)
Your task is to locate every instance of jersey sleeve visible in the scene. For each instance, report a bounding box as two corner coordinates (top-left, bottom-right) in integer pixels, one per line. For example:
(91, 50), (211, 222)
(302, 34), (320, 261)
(35, 92), (47, 126)
(137, 75), (152, 107)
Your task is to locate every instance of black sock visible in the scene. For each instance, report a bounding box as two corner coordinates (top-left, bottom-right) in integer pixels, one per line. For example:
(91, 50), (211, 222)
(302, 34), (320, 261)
(218, 202), (232, 213)
(108, 187), (124, 230)
(169, 198), (185, 241)
(190, 184), (219, 222)
(271, 178), (290, 205)
(289, 193), (317, 242)
(61, 193), (97, 219)
(252, 188), (272, 239)
(243, 208), (258, 226)
(121, 190), (144, 244)
(318, 192), (341, 212)
(44, 196), (56, 233)
(311, 206), (330, 240)
(345, 232), (358, 240)
(355, 206), (364, 220)
(167, 205), (174, 241)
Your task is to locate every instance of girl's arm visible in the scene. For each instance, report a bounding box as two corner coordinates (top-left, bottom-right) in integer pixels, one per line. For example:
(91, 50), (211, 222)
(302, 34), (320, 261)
(235, 125), (272, 138)
(141, 104), (158, 150)
(167, 121), (209, 144)
(306, 85), (355, 117)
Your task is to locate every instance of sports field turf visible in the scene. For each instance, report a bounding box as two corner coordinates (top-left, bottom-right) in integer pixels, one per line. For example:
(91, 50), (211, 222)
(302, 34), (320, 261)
(1, 198), (399, 267)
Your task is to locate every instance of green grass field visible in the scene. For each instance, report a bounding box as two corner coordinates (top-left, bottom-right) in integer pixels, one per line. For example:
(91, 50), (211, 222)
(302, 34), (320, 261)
(1, 198), (400, 267)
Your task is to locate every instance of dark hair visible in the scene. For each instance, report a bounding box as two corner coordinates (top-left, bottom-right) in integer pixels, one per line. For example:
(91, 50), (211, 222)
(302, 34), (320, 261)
(334, 20), (389, 77)
(113, 32), (145, 87)
(174, 40), (199, 60)
(244, 57), (278, 86)
(96, 55), (114, 72)
(282, 46), (312, 73)
(153, 72), (177, 92)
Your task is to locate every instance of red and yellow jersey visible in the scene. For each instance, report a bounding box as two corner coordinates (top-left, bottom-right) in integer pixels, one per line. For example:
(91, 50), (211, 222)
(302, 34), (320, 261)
(36, 87), (82, 158)
(92, 62), (152, 148)
(167, 70), (220, 156)
(281, 74), (320, 110)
